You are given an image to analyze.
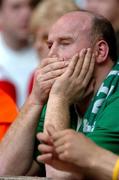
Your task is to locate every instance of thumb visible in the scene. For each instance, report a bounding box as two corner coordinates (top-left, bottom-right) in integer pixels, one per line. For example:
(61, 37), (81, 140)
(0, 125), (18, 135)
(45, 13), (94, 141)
(46, 124), (55, 136)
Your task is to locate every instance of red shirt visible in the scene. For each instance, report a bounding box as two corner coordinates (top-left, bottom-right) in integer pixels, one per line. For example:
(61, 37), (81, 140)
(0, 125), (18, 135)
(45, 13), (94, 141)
(0, 89), (18, 140)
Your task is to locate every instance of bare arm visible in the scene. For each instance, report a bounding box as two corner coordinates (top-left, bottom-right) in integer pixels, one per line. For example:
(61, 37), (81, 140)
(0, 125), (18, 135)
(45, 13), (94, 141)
(44, 49), (95, 131)
(52, 129), (118, 180)
(42, 49), (95, 179)
(88, 148), (118, 180)
(38, 129), (119, 180)
(0, 57), (66, 176)
(0, 95), (43, 175)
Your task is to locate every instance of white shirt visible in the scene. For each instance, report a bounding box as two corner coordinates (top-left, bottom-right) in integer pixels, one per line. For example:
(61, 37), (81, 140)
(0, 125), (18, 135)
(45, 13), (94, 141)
(0, 33), (39, 107)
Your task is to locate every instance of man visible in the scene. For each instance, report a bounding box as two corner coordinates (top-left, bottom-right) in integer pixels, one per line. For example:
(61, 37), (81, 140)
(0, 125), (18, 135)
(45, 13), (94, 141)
(85, 0), (119, 56)
(0, 0), (39, 107)
(0, 10), (118, 179)
(35, 11), (119, 178)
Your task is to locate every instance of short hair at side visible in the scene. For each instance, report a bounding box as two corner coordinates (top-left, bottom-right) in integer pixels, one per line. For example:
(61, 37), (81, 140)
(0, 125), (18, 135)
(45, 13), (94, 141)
(0, 0), (3, 7)
(91, 15), (118, 62)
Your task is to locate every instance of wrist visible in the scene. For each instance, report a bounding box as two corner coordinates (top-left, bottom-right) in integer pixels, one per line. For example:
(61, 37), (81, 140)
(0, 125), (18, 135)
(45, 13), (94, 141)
(28, 93), (44, 108)
(49, 94), (70, 107)
(86, 146), (118, 179)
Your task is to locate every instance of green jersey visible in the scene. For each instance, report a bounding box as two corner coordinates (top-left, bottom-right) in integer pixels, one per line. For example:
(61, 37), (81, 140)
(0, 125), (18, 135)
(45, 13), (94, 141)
(34, 62), (119, 158)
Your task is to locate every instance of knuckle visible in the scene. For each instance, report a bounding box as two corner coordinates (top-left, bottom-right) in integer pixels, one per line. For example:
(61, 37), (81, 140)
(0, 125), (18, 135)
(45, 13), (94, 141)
(82, 81), (86, 87)
(64, 150), (69, 158)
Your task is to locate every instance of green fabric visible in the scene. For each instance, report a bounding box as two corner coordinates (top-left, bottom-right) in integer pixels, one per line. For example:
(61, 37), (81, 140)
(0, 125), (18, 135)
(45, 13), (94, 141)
(79, 62), (119, 133)
(79, 62), (119, 155)
(84, 92), (119, 154)
(34, 61), (119, 158)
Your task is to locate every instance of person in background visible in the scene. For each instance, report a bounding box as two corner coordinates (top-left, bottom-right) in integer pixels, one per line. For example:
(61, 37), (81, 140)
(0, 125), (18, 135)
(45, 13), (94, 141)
(0, 88), (18, 140)
(74, 0), (86, 9)
(0, 0), (39, 107)
(30, 0), (79, 59)
(85, 0), (119, 57)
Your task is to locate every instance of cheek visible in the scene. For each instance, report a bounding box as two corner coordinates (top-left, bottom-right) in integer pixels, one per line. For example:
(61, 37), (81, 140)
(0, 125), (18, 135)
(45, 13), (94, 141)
(59, 46), (81, 61)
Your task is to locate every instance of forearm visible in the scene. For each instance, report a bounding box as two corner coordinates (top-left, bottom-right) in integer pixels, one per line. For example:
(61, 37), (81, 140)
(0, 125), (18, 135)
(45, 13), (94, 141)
(44, 95), (70, 131)
(0, 95), (43, 175)
(84, 147), (118, 180)
(44, 95), (73, 178)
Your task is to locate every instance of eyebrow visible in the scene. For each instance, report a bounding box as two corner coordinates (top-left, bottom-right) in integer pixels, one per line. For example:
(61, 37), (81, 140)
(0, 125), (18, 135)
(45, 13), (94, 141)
(47, 35), (73, 43)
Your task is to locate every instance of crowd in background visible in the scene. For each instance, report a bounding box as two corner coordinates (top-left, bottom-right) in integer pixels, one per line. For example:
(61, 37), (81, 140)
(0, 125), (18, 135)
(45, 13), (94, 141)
(0, 0), (119, 179)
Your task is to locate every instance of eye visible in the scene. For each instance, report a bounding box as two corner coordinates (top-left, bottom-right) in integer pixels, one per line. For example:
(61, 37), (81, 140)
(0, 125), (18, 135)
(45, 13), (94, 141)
(61, 41), (71, 46)
(47, 42), (53, 49)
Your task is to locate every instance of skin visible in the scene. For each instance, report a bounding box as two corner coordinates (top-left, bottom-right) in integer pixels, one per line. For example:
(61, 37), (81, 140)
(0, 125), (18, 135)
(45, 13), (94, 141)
(85, 0), (119, 30)
(34, 26), (49, 59)
(0, 35), (88, 176)
(37, 127), (119, 180)
(36, 11), (115, 179)
(43, 12), (97, 179)
(0, 55), (69, 175)
(44, 11), (114, 130)
(0, 0), (33, 50)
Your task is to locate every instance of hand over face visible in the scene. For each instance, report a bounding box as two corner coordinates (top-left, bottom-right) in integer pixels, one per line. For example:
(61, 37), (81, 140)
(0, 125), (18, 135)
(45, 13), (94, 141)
(50, 48), (95, 105)
(30, 57), (68, 105)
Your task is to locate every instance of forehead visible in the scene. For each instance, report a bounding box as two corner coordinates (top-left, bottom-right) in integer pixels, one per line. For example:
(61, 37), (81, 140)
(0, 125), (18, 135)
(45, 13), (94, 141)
(48, 13), (92, 41)
(2, 0), (31, 6)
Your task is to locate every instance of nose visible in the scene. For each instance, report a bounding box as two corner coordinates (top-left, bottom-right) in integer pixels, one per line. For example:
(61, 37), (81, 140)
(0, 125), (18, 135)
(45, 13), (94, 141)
(48, 43), (58, 58)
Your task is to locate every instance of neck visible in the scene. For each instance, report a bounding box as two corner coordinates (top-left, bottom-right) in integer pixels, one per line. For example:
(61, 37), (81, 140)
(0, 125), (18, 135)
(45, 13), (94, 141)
(94, 59), (114, 95)
(2, 31), (29, 51)
(77, 58), (114, 116)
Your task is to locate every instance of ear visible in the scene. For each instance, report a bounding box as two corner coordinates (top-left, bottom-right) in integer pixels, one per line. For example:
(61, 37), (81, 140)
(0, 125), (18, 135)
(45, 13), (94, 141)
(94, 40), (109, 64)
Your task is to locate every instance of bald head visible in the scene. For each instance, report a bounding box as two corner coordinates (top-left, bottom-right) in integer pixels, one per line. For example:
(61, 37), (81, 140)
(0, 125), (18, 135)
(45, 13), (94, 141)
(48, 10), (117, 62)
(50, 11), (94, 37)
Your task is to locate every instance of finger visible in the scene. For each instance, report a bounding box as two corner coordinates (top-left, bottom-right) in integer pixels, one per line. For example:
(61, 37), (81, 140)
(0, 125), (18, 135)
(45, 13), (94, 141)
(58, 151), (70, 162)
(52, 129), (71, 142)
(42, 61), (69, 74)
(40, 68), (67, 81)
(37, 153), (53, 163)
(36, 133), (53, 145)
(55, 144), (65, 154)
(52, 130), (67, 141)
(77, 48), (92, 80)
(64, 54), (79, 77)
(38, 78), (56, 90)
(73, 48), (87, 77)
(53, 137), (66, 148)
(38, 144), (54, 154)
(40, 57), (58, 67)
(40, 57), (64, 68)
(46, 124), (56, 136)
(82, 53), (95, 87)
